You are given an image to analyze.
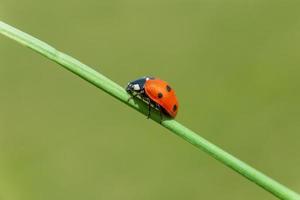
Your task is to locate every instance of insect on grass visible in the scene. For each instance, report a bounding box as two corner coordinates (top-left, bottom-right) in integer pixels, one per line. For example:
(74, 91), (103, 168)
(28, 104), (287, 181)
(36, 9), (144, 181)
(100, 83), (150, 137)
(1, 21), (299, 200)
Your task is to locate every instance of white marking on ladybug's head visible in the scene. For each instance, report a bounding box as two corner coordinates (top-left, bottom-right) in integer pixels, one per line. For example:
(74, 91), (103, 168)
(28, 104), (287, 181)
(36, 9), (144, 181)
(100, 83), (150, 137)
(133, 84), (140, 91)
(146, 77), (150, 81)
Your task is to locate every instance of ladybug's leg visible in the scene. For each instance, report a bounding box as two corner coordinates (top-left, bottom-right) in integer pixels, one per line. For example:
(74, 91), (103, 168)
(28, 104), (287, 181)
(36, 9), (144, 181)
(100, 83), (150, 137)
(127, 93), (136, 102)
(159, 108), (163, 123)
(157, 104), (163, 123)
(127, 91), (142, 102)
(147, 98), (151, 119)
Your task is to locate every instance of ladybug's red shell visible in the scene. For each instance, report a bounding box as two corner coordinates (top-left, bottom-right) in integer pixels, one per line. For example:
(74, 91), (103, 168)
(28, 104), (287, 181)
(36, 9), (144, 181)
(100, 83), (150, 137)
(144, 79), (179, 117)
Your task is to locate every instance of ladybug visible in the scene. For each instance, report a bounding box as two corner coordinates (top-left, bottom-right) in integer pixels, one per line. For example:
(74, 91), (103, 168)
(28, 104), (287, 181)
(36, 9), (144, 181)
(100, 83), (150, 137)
(126, 76), (179, 120)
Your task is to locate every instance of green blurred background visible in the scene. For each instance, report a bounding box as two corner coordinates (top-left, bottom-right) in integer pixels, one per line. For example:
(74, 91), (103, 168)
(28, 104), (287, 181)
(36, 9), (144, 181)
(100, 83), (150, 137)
(1, 0), (300, 199)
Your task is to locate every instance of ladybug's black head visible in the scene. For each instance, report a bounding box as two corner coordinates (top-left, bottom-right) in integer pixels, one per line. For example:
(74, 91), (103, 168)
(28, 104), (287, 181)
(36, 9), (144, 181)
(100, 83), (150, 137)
(126, 76), (154, 93)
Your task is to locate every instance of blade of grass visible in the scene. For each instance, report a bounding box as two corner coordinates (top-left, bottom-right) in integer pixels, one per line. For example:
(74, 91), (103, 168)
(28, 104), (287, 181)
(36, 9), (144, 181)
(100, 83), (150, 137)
(1, 21), (299, 200)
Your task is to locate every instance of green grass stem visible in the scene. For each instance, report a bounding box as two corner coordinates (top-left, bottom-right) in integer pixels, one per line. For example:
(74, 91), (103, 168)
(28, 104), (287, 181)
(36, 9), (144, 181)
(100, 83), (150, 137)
(1, 21), (299, 200)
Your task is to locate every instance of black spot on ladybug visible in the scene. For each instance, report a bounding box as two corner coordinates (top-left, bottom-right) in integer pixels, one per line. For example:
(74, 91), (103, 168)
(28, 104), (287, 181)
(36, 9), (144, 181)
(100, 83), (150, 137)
(166, 85), (172, 92)
(158, 92), (163, 98)
(173, 105), (177, 111)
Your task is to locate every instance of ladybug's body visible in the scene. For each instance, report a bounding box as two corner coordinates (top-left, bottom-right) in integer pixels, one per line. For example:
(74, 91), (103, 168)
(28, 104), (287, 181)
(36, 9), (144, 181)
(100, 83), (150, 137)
(126, 76), (179, 119)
